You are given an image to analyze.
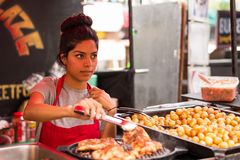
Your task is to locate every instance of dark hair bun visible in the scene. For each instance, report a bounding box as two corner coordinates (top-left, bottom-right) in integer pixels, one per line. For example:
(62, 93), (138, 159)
(61, 13), (93, 32)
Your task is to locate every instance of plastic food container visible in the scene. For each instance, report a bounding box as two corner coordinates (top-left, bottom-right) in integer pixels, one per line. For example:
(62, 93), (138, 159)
(200, 76), (239, 102)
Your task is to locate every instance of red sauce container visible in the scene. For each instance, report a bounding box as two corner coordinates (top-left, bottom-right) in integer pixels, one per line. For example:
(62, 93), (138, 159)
(12, 112), (26, 143)
(200, 76), (239, 102)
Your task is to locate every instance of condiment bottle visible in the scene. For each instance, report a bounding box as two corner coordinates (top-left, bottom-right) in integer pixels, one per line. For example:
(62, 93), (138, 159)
(26, 121), (36, 142)
(12, 112), (26, 143)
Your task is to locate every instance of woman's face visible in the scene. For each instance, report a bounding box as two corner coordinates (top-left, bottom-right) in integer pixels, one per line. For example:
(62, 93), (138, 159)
(62, 39), (98, 82)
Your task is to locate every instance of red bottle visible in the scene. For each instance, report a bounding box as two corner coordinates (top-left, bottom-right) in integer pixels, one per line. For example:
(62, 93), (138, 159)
(12, 112), (26, 143)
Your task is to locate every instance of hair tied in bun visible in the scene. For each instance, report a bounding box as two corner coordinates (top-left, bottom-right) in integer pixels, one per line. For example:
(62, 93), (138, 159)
(61, 13), (93, 32)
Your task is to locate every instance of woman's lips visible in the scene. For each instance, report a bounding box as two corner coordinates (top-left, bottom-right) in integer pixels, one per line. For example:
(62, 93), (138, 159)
(80, 71), (93, 75)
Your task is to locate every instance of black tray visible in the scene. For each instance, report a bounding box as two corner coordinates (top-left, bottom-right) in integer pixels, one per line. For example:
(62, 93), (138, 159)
(57, 137), (187, 160)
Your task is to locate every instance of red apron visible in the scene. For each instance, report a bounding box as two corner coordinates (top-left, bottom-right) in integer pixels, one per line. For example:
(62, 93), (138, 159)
(39, 75), (100, 149)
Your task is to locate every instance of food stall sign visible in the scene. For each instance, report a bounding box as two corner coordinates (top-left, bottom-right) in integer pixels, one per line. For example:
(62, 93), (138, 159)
(0, 0), (82, 116)
(217, 10), (240, 48)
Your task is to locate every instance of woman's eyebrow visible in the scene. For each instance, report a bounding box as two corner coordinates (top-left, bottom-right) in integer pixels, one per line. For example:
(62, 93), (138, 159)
(72, 50), (85, 53)
(72, 50), (97, 54)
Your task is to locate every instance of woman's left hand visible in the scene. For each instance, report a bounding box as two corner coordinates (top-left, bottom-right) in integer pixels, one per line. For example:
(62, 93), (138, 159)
(89, 87), (115, 111)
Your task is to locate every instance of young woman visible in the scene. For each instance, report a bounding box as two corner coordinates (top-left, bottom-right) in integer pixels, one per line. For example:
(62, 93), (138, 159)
(23, 13), (116, 149)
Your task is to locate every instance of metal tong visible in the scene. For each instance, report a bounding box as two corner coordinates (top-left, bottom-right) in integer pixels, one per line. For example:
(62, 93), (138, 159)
(116, 107), (176, 129)
(74, 106), (137, 131)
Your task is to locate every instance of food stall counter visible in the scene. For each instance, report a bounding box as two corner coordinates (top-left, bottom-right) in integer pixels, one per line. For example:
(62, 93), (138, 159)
(0, 142), (76, 160)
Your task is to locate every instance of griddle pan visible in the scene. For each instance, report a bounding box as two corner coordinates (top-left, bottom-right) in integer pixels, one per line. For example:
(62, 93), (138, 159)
(57, 137), (187, 160)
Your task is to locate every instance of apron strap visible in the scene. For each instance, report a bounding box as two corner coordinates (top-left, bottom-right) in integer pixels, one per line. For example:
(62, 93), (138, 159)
(53, 75), (92, 106)
(87, 83), (92, 91)
(53, 75), (65, 106)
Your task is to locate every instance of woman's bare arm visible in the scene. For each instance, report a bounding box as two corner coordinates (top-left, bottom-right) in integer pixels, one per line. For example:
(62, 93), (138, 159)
(24, 92), (106, 122)
(23, 92), (74, 122)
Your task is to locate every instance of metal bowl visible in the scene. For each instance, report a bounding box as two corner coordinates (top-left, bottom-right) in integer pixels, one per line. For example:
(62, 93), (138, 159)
(0, 142), (75, 160)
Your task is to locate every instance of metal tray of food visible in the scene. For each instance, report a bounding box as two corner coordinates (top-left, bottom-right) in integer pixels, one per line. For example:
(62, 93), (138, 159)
(116, 104), (240, 159)
(57, 134), (187, 160)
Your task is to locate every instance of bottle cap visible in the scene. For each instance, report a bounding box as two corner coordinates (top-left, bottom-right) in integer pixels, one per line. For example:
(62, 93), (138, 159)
(13, 112), (23, 118)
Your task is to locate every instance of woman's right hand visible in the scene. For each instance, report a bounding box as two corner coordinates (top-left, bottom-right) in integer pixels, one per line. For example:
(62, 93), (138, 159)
(72, 98), (106, 120)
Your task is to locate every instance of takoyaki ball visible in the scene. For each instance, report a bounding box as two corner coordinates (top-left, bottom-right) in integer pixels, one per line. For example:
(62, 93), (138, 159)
(131, 113), (138, 120)
(176, 119), (182, 125)
(208, 114), (215, 120)
(230, 120), (238, 127)
(194, 106), (202, 113)
(193, 113), (201, 119)
(213, 136), (223, 145)
(144, 119), (153, 127)
(170, 113), (179, 121)
(180, 111), (188, 120)
(215, 112), (225, 119)
(200, 111), (208, 119)
(202, 106), (209, 111)
(176, 108), (183, 116)
(176, 126), (185, 136)
(168, 119), (176, 127)
(218, 141), (228, 148)
(228, 140), (235, 147)
(152, 115), (159, 120)
(234, 116), (240, 123)
(192, 136), (200, 143)
(205, 136), (213, 146)
(198, 132), (205, 141)
(207, 108), (215, 114)
(125, 116), (131, 121)
(225, 117), (232, 125)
